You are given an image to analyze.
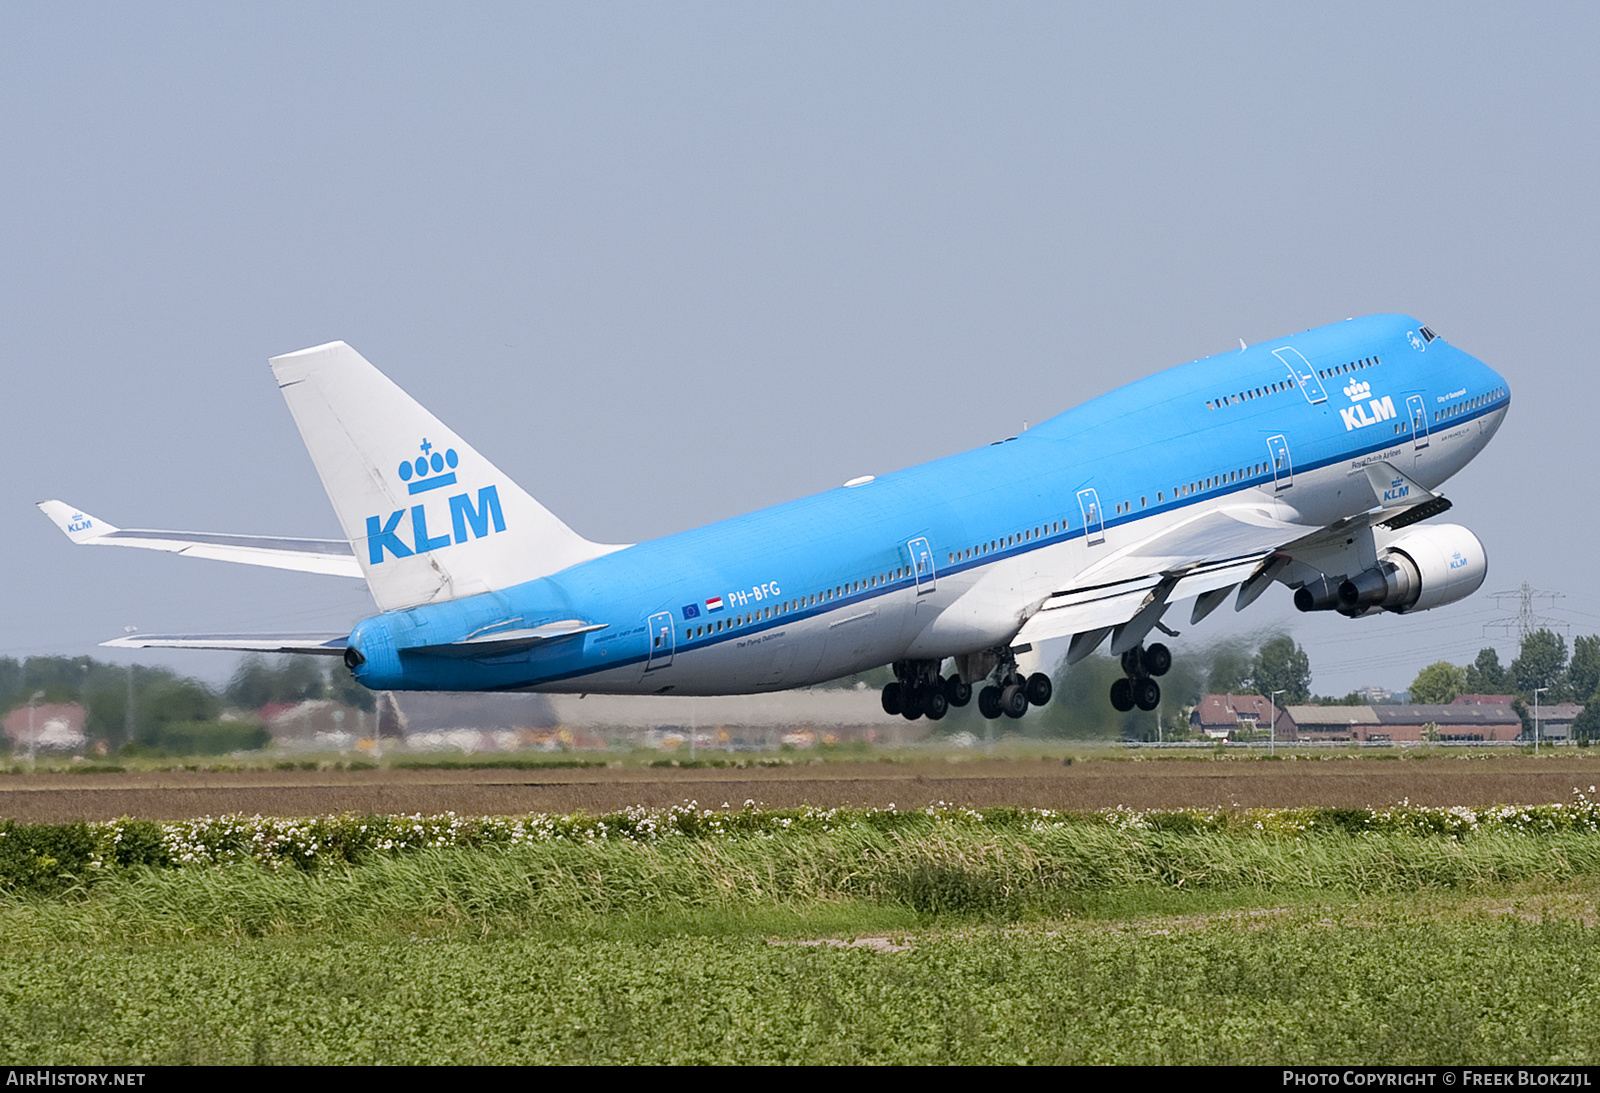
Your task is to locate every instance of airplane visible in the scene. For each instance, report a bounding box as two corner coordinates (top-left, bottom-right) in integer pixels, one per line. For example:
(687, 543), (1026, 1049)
(39, 314), (1507, 720)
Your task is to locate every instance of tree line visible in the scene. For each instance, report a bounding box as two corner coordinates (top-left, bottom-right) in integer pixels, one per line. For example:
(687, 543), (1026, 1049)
(964, 634), (1315, 741)
(1408, 630), (1600, 740)
(1, 654), (373, 756)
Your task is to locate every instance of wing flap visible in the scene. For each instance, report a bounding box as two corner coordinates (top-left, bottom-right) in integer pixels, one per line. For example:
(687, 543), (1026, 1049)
(38, 500), (363, 579)
(1015, 553), (1270, 648)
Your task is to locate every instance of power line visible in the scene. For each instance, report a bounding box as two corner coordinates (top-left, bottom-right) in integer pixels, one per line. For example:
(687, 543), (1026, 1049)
(1484, 582), (1567, 641)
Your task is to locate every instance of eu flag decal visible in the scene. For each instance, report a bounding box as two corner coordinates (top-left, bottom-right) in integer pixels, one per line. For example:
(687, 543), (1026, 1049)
(682, 603), (700, 620)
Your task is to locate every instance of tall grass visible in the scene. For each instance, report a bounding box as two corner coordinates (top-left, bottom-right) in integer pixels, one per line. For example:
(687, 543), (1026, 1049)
(11, 807), (1600, 1063)
(11, 818), (1600, 944)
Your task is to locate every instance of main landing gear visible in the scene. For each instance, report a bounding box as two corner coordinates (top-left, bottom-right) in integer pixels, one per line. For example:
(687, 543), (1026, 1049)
(881, 659), (970, 722)
(975, 670), (1052, 720)
(1110, 642), (1169, 712)
(881, 654), (1053, 722)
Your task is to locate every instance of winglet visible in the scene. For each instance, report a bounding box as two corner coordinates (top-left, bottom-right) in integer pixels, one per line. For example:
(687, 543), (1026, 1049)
(37, 500), (117, 544)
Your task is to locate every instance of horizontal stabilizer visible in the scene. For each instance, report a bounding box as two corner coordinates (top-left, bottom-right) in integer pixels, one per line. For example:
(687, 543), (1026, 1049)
(102, 633), (350, 655)
(405, 619), (608, 658)
(38, 500), (363, 579)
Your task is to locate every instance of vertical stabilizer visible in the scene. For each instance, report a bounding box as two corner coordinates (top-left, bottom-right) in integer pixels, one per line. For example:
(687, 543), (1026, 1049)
(271, 342), (620, 611)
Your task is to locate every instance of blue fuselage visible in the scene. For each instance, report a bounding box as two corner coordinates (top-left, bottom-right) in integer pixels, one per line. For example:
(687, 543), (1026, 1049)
(347, 314), (1509, 694)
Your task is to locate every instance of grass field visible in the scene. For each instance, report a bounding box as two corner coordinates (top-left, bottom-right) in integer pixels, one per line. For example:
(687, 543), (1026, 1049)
(6, 800), (1600, 1063)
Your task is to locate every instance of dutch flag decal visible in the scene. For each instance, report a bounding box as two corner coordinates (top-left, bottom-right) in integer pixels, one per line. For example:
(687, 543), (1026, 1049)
(705, 596), (725, 612)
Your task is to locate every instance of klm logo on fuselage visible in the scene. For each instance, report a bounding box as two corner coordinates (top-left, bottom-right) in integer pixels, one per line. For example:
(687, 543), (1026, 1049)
(365, 439), (507, 565)
(1340, 379), (1397, 432)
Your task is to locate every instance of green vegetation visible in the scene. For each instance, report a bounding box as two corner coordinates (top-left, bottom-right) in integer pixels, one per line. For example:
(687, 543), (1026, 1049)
(1027, 633), (1312, 741)
(0, 655), (222, 751)
(10, 802), (1600, 918)
(6, 908), (1600, 1064)
(1409, 661), (1467, 705)
(1407, 629), (1600, 741)
(1, 652), (372, 758)
(6, 803), (1600, 1062)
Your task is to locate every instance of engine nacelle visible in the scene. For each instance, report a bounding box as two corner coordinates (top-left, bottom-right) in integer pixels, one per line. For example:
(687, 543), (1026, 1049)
(1293, 576), (1342, 613)
(1337, 523), (1488, 615)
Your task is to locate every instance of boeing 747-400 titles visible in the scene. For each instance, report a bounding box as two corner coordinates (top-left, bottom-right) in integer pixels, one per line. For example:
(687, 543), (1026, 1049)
(41, 315), (1507, 718)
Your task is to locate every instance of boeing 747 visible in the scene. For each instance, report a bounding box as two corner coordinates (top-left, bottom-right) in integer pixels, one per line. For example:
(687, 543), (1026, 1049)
(40, 315), (1507, 718)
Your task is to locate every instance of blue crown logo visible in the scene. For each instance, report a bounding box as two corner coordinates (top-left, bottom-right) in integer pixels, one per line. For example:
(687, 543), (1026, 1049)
(396, 438), (459, 495)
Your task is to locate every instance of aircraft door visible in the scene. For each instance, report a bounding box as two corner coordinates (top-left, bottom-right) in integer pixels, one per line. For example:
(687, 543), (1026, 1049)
(1273, 347), (1328, 405)
(1267, 435), (1294, 490)
(1077, 488), (1105, 546)
(907, 537), (937, 594)
(645, 611), (674, 671)
(1407, 395), (1430, 452)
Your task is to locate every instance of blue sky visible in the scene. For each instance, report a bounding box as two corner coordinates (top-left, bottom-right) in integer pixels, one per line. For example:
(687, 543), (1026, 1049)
(5, 3), (1597, 696)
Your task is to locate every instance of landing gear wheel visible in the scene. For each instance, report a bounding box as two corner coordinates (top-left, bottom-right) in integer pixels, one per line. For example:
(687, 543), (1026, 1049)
(923, 688), (949, 721)
(944, 676), (972, 707)
(881, 682), (902, 716)
(1000, 684), (1029, 719)
(901, 686), (924, 720)
(978, 685), (1003, 720)
(1141, 643), (1171, 678)
(1134, 677), (1161, 712)
(1110, 678), (1135, 712)
(1025, 672), (1053, 707)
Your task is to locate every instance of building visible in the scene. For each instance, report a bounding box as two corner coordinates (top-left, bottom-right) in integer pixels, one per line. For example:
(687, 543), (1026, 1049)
(1283, 703), (1521, 743)
(1372, 704), (1522, 743)
(1529, 703), (1582, 745)
(1283, 705), (1376, 743)
(261, 700), (378, 748)
(1190, 695), (1293, 740)
(3, 702), (88, 753)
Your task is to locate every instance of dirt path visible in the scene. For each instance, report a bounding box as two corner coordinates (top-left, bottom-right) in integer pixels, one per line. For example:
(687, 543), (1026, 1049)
(4, 755), (1598, 821)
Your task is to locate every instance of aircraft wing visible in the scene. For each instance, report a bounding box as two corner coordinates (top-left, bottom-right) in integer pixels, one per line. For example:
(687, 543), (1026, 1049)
(101, 633), (350, 655)
(1015, 552), (1272, 652)
(38, 500), (364, 579)
(1015, 480), (1450, 659)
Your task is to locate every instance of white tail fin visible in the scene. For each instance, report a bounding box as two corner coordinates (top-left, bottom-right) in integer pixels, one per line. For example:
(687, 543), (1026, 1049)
(270, 341), (621, 611)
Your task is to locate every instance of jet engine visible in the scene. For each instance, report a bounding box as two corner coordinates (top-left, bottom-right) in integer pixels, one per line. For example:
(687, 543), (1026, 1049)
(1296, 523), (1487, 616)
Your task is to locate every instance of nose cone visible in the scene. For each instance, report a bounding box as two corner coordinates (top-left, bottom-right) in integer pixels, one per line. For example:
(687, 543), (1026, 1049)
(1479, 361), (1512, 442)
(1442, 336), (1511, 443)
